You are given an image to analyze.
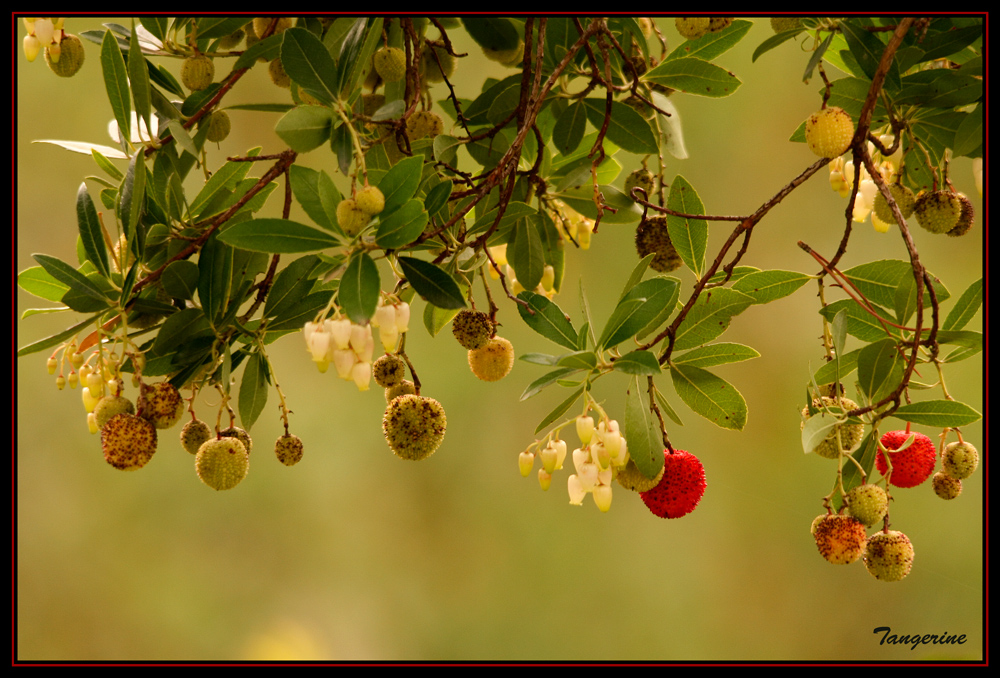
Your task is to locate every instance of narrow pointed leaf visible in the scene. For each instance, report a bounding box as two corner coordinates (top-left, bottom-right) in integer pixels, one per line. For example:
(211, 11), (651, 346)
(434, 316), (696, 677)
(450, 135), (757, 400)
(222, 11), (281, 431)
(33, 254), (109, 302)
(238, 352), (269, 432)
(218, 218), (340, 253)
(624, 376), (664, 480)
(76, 183), (109, 278)
(279, 27), (339, 103)
(891, 400), (981, 428)
(375, 199), (427, 249)
(100, 30), (131, 156)
(517, 291), (578, 350)
(398, 257), (466, 310)
(613, 350), (661, 375)
(339, 251), (380, 324)
(534, 386), (584, 434)
(670, 363), (747, 430)
(666, 175), (707, 277)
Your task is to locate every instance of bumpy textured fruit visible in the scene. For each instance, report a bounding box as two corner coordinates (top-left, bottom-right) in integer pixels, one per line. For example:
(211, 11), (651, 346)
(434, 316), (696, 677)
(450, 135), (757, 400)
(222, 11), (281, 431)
(406, 110), (444, 140)
(275, 433), (304, 466)
(615, 458), (664, 493)
(336, 199), (370, 236)
(252, 17), (293, 39)
(812, 514), (868, 565)
(805, 106), (855, 158)
(709, 18), (734, 32)
(947, 194), (975, 237)
(44, 33), (85, 77)
(942, 441), (978, 480)
(932, 472), (962, 500)
(873, 183), (916, 223)
(452, 310), (495, 350)
(876, 430), (936, 488)
(196, 437), (249, 490)
(863, 530), (914, 582)
(801, 397), (864, 459)
(482, 40), (524, 66)
(220, 426), (253, 456)
(914, 191), (962, 234)
(93, 395), (135, 430)
(624, 169), (655, 201)
(373, 46), (406, 82)
(181, 55), (214, 91)
(635, 216), (682, 273)
(138, 382), (185, 430)
(420, 44), (455, 83)
(101, 413), (157, 471)
(385, 379), (417, 403)
(268, 58), (290, 88)
(640, 450), (706, 519)
(373, 353), (407, 388)
(382, 394), (447, 461)
(355, 186), (385, 216)
(675, 18), (711, 40)
(770, 17), (802, 33)
(180, 419), (212, 455)
(845, 483), (889, 527)
(204, 111), (231, 143)
(468, 337), (515, 382)
(218, 27), (245, 50)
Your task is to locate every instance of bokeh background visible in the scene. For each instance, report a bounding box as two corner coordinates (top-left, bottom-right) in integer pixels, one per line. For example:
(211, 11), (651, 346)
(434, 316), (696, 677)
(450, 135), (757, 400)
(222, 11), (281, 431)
(16, 16), (984, 661)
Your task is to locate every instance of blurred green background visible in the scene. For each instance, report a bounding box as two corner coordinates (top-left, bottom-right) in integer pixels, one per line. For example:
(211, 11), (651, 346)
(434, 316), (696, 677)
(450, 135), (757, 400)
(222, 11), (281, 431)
(16, 17), (983, 661)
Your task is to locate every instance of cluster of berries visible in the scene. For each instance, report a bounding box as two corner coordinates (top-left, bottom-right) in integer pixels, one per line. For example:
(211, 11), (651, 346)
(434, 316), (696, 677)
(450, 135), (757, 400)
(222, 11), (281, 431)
(451, 309), (515, 382)
(336, 186), (386, 237)
(303, 300), (410, 390)
(22, 18), (85, 78)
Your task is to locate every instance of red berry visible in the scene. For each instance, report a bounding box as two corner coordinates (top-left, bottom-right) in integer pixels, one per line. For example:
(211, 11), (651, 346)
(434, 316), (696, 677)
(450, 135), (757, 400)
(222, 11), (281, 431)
(876, 430), (937, 488)
(639, 450), (706, 519)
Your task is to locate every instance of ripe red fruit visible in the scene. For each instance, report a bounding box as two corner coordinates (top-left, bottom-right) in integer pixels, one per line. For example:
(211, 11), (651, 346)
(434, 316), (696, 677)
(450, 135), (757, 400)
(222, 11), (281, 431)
(639, 450), (706, 519)
(876, 430), (937, 488)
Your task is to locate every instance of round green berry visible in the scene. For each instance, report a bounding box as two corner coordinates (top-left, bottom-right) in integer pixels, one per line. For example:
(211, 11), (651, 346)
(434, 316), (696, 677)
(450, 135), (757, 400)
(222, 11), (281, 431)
(44, 33), (86, 78)
(385, 379), (417, 403)
(101, 413), (157, 471)
(615, 458), (664, 493)
(845, 483), (889, 527)
(864, 530), (914, 582)
(914, 191), (962, 234)
(138, 381), (185, 430)
(468, 336), (514, 382)
(93, 395), (136, 430)
(180, 419), (212, 455)
(220, 426), (253, 456)
(420, 43), (455, 83)
(805, 106), (855, 158)
(405, 110), (444, 140)
(204, 111), (231, 143)
(942, 441), (978, 480)
(373, 46), (406, 82)
(801, 397), (863, 459)
(196, 437), (249, 490)
(675, 18), (711, 40)
(382, 394), (447, 461)
(947, 194), (975, 237)
(770, 17), (802, 33)
(336, 199), (370, 236)
(635, 216), (682, 273)
(355, 186), (385, 216)
(268, 58), (291, 88)
(873, 183), (916, 223)
(624, 169), (655, 201)
(181, 55), (214, 91)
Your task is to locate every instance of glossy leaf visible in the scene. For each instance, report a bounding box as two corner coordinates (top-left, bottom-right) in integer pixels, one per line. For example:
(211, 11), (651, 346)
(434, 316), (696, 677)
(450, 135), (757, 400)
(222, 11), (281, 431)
(516, 291), (578, 351)
(275, 105), (334, 153)
(100, 30), (131, 156)
(398, 257), (466, 310)
(891, 400), (981, 428)
(665, 175), (708, 277)
(624, 376), (664, 480)
(644, 56), (742, 98)
(670, 363), (747, 431)
(218, 218), (340, 253)
(376, 199), (427, 249)
(672, 343), (759, 369)
(731, 270), (811, 305)
(613, 350), (661, 375)
(672, 288), (753, 351)
(76, 184), (109, 279)
(339, 251), (380, 324)
(279, 27), (339, 104)
(238, 351), (269, 432)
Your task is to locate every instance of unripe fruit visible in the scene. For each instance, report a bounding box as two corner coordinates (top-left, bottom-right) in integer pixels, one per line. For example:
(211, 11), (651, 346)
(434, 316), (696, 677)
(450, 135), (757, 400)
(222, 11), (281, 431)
(382, 394), (447, 461)
(624, 168), (655, 201)
(275, 433), (304, 466)
(420, 43), (455, 83)
(770, 17), (802, 33)
(468, 336), (514, 382)
(805, 106), (855, 158)
(204, 111), (231, 143)
(181, 55), (215, 91)
(93, 395), (136, 430)
(863, 530), (914, 582)
(873, 183), (916, 223)
(615, 458), (665, 493)
(373, 46), (406, 82)
(252, 17), (293, 39)
(639, 450), (706, 519)
(101, 413), (157, 471)
(942, 441), (978, 480)
(384, 379), (417, 403)
(801, 397), (864, 459)
(138, 381), (185, 430)
(932, 472), (962, 500)
(635, 216), (682, 273)
(218, 27), (245, 50)
(336, 198), (370, 236)
(44, 33), (85, 77)
(355, 186), (385, 216)
(914, 190), (962, 234)
(373, 353), (407, 388)
(268, 58), (291, 88)
(405, 110), (444, 140)
(675, 18), (711, 40)
(180, 419), (212, 455)
(709, 18), (734, 32)
(220, 426), (253, 456)
(812, 514), (867, 565)
(947, 193), (975, 237)
(845, 483), (889, 527)
(451, 309), (494, 350)
(196, 437), (249, 490)
(876, 430), (936, 488)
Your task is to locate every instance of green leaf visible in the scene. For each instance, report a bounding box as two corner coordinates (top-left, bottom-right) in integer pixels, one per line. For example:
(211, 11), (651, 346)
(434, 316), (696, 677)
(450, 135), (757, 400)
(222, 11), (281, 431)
(119, 152), (146, 239)
(672, 343), (760, 369)
(153, 308), (213, 355)
(339, 251), (380, 324)
(624, 376), (664, 480)
(76, 183), (109, 279)
(891, 400), (981, 428)
(238, 352), (269, 432)
(17, 314), (104, 357)
(263, 255), (321, 320)
(643, 56), (742, 98)
(289, 165), (338, 231)
(844, 259), (950, 309)
(654, 388), (684, 427)
(582, 99), (658, 154)
(509, 217), (545, 292)
(127, 20), (152, 142)
(100, 30), (131, 156)
(953, 103), (983, 158)
(856, 338), (903, 405)
(520, 367), (578, 402)
(557, 351), (597, 371)
(731, 270), (811, 305)
(840, 20), (899, 89)
(666, 175), (708, 277)
(942, 277), (982, 331)
(17, 266), (69, 302)
(613, 350), (661, 375)
(32, 254), (110, 303)
(516, 291), (578, 350)
(197, 232), (233, 326)
(752, 28), (804, 63)
(599, 277), (679, 349)
(667, 19), (752, 62)
(275, 105), (334, 153)
(340, 18), (382, 96)
(812, 347), (863, 387)
(218, 218), (340, 253)
(91, 148), (125, 181)
(398, 257), (466, 310)
(618, 253), (656, 302)
(188, 152), (254, 220)
(279, 27), (339, 104)
(819, 299), (896, 344)
(375, 199), (427, 250)
(461, 17), (521, 52)
(378, 155), (424, 214)
(160, 260), (200, 300)
(422, 303), (462, 338)
(670, 364), (747, 430)
(534, 386), (585, 434)
(801, 409), (839, 455)
(552, 101), (587, 156)
(672, 288), (753, 350)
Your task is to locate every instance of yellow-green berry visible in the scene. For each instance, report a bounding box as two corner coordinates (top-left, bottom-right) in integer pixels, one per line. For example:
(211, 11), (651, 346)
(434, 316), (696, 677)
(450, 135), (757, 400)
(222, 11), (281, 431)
(942, 441), (978, 480)
(624, 169), (655, 201)
(947, 194), (975, 237)
(914, 190), (963, 234)
(801, 397), (863, 459)
(813, 514), (867, 565)
(138, 381), (185, 430)
(468, 336), (514, 382)
(385, 379), (417, 403)
(864, 530), (914, 582)
(420, 43), (455, 83)
(204, 111), (231, 143)
(805, 106), (855, 158)
(373, 46), (406, 82)
(93, 395), (136, 430)
(932, 472), (962, 500)
(615, 459), (664, 493)
(44, 33), (85, 77)
(196, 437), (249, 490)
(873, 183), (916, 223)
(635, 216), (682, 273)
(452, 309), (494, 350)
(382, 394), (447, 461)
(218, 27), (245, 50)
(180, 419), (212, 455)
(770, 17), (802, 33)
(220, 426), (253, 456)
(845, 483), (889, 527)
(336, 198), (370, 236)
(268, 58), (291, 88)
(181, 55), (214, 91)
(355, 186), (385, 216)
(252, 17), (293, 39)
(373, 353), (407, 388)
(275, 433), (304, 466)
(675, 18), (711, 40)
(101, 413), (158, 471)
(405, 110), (444, 140)
(709, 18), (734, 32)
